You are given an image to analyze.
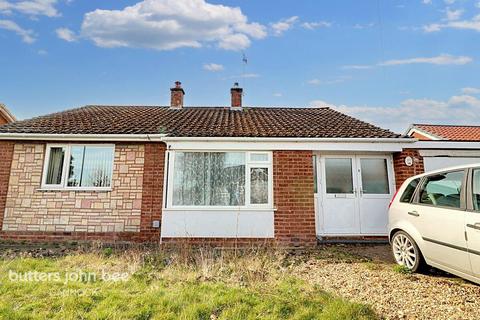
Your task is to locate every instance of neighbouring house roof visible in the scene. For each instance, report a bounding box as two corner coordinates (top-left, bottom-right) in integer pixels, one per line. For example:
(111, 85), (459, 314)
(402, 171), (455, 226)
(407, 124), (480, 141)
(0, 103), (16, 124)
(0, 105), (401, 138)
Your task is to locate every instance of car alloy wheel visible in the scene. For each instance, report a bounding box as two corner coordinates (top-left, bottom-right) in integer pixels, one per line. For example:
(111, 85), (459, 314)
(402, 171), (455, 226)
(392, 232), (418, 270)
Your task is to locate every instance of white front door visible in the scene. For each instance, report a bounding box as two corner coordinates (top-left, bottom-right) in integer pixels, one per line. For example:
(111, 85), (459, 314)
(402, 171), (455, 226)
(357, 157), (394, 234)
(317, 155), (394, 236)
(320, 156), (360, 234)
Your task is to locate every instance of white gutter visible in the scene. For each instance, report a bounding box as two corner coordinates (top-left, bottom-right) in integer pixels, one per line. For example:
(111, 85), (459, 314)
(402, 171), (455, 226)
(0, 133), (416, 143)
(413, 140), (480, 149)
(0, 133), (168, 141)
(160, 136), (415, 143)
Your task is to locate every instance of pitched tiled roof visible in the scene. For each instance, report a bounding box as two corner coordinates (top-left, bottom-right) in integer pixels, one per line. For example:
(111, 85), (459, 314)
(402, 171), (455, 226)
(411, 124), (480, 141)
(0, 105), (401, 138)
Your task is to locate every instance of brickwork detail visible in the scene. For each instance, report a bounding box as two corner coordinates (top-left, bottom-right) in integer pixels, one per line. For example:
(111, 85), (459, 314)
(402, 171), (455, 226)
(0, 141), (14, 231)
(273, 150), (316, 246)
(393, 149), (425, 189)
(2, 143), (144, 233)
(139, 143), (166, 241)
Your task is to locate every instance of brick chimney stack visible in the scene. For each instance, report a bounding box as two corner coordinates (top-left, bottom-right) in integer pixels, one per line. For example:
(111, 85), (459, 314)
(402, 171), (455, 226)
(170, 81), (185, 109)
(230, 82), (243, 110)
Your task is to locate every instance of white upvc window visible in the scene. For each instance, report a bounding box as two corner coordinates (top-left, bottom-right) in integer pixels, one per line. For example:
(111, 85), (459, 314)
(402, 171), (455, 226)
(166, 151), (273, 209)
(41, 144), (115, 191)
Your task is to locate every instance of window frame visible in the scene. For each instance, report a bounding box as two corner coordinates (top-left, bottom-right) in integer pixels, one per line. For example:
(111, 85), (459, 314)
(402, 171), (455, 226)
(466, 167), (480, 213)
(165, 150), (273, 209)
(41, 143), (115, 191)
(399, 178), (420, 204)
(412, 169), (467, 211)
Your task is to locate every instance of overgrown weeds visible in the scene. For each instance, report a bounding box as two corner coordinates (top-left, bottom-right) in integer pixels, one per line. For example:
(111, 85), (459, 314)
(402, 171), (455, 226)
(0, 245), (379, 319)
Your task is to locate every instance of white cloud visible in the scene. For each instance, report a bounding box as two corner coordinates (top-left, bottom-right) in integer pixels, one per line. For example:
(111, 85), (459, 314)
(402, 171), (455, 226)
(445, 7), (463, 21)
(56, 27), (76, 42)
(309, 100), (336, 109)
(239, 73), (259, 78)
(444, 0), (456, 4)
(301, 21), (331, 30)
(203, 63), (224, 72)
(270, 16), (298, 36)
(462, 87), (480, 95)
(307, 76), (352, 85)
(37, 49), (47, 55)
(476, 1), (480, 9)
(309, 94), (480, 132)
(424, 14), (480, 32)
(422, 0), (432, 4)
(80, 0), (267, 51)
(379, 54), (472, 66)
(273, 92), (282, 97)
(224, 73), (260, 80)
(0, 0), (59, 17)
(0, 19), (35, 43)
(341, 65), (372, 70)
(353, 22), (375, 29)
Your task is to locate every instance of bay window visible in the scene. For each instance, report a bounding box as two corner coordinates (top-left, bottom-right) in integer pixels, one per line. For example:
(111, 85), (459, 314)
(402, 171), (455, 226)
(168, 151), (272, 208)
(42, 144), (114, 190)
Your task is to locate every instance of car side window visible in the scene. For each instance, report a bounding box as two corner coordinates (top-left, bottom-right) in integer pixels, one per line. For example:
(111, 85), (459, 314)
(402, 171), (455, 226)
(418, 170), (464, 209)
(400, 178), (420, 203)
(472, 169), (480, 211)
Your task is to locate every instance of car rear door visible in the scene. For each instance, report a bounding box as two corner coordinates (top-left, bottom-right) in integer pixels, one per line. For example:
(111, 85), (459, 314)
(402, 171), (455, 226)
(466, 168), (480, 279)
(409, 170), (471, 274)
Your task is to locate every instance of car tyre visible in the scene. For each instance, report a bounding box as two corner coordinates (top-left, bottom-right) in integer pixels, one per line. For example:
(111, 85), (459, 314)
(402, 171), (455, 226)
(391, 231), (425, 273)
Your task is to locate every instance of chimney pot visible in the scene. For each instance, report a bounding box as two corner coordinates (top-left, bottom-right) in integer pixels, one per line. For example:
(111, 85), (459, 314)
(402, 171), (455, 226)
(230, 83), (243, 110)
(170, 81), (185, 109)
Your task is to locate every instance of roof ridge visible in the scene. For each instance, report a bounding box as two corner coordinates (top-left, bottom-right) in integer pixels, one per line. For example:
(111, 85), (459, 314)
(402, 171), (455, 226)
(84, 105), (330, 110)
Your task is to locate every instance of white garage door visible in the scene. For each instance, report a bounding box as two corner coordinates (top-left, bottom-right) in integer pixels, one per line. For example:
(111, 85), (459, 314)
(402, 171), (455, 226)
(424, 157), (480, 172)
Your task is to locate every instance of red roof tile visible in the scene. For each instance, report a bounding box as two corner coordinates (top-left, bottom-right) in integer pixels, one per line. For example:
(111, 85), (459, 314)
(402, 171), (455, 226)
(412, 124), (480, 141)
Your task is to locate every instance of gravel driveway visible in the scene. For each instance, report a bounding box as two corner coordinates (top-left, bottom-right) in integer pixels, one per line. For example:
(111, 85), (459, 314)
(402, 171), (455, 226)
(293, 244), (480, 320)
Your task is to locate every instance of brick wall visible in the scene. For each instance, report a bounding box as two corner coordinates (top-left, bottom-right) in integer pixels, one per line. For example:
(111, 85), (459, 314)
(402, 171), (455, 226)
(273, 150), (316, 246)
(139, 143), (165, 242)
(0, 141), (14, 231)
(393, 149), (424, 189)
(1, 143), (145, 235)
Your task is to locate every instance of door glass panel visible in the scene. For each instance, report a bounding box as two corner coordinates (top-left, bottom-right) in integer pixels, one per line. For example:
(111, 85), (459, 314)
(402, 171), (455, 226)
(400, 178), (420, 203)
(325, 158), (353, 194)
(419, 170), (464, 208)
(360, 158), (390, 194)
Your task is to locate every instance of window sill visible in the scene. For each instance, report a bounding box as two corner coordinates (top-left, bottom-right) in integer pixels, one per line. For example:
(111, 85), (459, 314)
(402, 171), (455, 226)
(36, 188), (113, 193)
(164, 207), (276, 212)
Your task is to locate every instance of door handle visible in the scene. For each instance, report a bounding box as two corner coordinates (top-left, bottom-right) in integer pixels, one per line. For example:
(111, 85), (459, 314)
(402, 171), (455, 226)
(467, 223), (480, 231)
(408, 211), (420, 217)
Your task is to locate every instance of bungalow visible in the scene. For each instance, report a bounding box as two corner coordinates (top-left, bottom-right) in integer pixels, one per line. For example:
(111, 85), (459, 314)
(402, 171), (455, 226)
(0, 82), (418, 246)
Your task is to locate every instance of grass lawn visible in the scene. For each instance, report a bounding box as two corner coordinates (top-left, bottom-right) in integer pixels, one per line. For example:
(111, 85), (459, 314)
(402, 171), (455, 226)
(0, 246), (378, 320)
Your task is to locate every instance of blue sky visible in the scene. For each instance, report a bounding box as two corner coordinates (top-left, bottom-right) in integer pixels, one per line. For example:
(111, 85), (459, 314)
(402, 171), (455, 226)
(1, 0), (480, 132)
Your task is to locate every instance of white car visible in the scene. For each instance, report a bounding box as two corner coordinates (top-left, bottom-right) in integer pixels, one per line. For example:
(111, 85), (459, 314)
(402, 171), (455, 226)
(388, 164), (480, 284)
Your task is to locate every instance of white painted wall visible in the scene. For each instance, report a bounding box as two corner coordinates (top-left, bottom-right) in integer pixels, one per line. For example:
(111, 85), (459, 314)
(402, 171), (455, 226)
(424, 157), (480, 172)
(161, 209), (274, 238)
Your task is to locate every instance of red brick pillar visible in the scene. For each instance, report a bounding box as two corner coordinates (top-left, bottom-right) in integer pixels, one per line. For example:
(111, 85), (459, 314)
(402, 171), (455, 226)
(140, 142), (166, 242)
(273, 151), (316, 247)
(0, 141), (14, 231)
(393, 149), (424, 189)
